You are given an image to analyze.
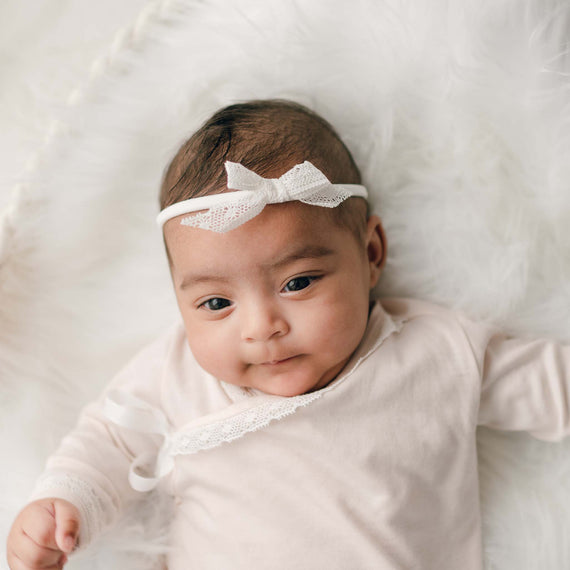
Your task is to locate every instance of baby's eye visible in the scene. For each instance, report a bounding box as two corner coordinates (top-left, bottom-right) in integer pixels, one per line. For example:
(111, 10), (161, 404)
(282, 276), (315, 293)
(200, 297), (232, 311)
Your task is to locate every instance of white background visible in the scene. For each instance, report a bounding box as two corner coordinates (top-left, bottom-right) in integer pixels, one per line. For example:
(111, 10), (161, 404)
(0, 0), (149, 213)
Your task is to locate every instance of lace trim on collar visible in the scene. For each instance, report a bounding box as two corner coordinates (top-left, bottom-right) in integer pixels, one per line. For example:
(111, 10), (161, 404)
(170, 391), (321, 454)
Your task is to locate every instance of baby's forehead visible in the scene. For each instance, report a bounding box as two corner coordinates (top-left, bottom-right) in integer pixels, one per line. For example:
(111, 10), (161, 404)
(164, 201), (358, 271)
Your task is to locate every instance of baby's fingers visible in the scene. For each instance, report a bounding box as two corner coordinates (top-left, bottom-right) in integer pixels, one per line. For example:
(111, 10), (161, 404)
(53, 500), (79, 554)
(10, 561), (66, 570)
(8, 531), (66, 569)
(9, 554), (67, 570)
(19, 508), (59, 551)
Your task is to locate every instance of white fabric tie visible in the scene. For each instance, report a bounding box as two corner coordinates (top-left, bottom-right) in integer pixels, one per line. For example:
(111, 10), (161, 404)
(156, 161), (368, 232)
(103, 390), (174, 492)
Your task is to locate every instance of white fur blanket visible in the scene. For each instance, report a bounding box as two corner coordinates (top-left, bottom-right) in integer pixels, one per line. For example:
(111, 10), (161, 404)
(1, 0), (570, 568)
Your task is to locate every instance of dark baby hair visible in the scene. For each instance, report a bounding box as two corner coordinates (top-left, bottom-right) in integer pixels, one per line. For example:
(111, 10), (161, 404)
(160, 99), (368, 240)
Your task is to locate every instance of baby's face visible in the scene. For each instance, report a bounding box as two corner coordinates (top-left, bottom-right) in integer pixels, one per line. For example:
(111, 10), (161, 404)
(164, 202), (384, 397)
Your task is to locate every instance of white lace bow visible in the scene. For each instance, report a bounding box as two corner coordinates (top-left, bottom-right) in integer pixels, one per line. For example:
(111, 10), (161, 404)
(156, 161), (368, 232)
(103, 390), (174, 492)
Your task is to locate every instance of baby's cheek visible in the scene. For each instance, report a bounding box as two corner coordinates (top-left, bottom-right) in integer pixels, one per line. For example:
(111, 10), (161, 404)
(187, 329), (218, 368)
(320, 305), (367, 353)
(188, 328), (240, 380)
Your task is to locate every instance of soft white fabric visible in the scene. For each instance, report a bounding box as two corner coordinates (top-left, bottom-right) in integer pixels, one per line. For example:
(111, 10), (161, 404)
(157, 161), (367, 232)
(30, 298), (570, 569)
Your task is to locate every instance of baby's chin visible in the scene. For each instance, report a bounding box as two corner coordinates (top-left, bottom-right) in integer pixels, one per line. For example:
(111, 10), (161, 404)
(219, 357), (347, 397)
(248, 370), (337, 397)
(258, 384), (315, 397)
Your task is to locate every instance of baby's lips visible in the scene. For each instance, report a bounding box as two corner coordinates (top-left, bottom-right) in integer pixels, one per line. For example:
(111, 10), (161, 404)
(260, 355), (298, 365)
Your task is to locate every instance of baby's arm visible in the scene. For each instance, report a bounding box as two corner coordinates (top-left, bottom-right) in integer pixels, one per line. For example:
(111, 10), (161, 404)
(474, 326), (570, 440)
(10, 325), (177, 559)
(6, 498), (79, 570)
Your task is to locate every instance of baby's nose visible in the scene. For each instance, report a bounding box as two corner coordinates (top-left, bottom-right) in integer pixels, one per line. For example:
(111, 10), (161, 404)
(240, 301), (289, 342)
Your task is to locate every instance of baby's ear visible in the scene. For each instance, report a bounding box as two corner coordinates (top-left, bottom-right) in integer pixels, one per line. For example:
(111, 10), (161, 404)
(365, 215), (387, 288)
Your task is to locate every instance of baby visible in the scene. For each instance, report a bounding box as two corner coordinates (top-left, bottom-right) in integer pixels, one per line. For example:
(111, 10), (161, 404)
(6, 100), (570, 570)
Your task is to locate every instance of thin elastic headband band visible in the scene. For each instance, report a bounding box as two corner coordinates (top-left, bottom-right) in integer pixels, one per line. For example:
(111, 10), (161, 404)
(157, 161), (368, 233)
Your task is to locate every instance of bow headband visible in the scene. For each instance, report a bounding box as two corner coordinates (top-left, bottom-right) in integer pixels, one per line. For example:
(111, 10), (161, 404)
(156, 161), (368, 233)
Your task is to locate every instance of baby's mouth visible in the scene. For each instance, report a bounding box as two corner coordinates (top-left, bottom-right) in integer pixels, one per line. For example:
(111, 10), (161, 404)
(260, 355), (297, 366)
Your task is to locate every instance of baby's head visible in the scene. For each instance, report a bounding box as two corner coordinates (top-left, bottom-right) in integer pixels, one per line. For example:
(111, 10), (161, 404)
(159, 100), (386, 397)
(160, 100), (371, 245)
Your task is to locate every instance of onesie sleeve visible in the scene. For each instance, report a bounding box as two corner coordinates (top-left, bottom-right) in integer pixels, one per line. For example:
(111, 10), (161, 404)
(28, 324), (180, 547)
(476, 329), (570, 442)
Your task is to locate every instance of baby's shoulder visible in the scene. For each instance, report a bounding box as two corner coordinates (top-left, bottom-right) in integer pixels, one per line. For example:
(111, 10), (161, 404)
(107, 321), (229, 423)
(105, 320), (190, 393)
(377, 296), (498, 349)
(119, 320), (187, 373)
(378, 296), (465, 322)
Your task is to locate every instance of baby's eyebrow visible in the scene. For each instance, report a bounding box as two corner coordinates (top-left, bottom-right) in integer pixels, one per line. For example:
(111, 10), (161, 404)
(264, 245), (336, 271)
(179, 245), (335, 290)
(179, 273), (230, 290)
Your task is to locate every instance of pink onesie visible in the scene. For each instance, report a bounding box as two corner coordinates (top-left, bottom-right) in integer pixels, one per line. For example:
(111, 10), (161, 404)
(31, 298), (570, 569)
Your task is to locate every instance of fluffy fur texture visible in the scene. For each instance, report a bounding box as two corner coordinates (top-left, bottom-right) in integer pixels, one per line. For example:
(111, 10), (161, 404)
(1, 0), (569, 567)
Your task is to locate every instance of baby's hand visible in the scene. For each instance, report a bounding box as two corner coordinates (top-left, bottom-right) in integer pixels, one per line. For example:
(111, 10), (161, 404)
(6, 498), (80, 569)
